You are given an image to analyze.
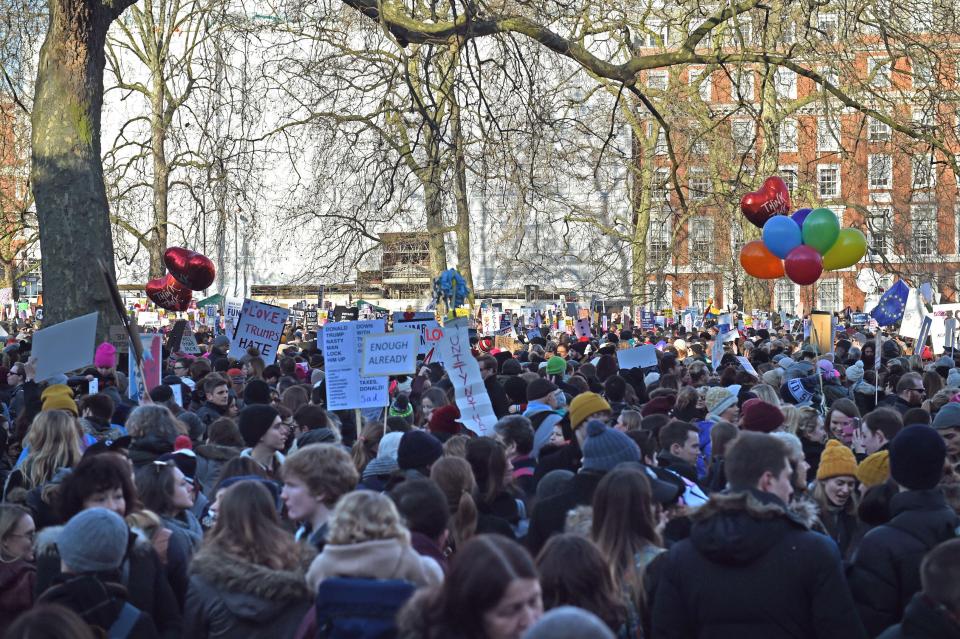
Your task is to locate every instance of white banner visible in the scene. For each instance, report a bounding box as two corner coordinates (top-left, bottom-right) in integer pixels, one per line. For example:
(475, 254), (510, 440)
(436, 319), (497, 437)
(393, 312), (443, 355)
(225, 297), (244, 328)
(323, 320), (389, 410)
(929, 304), (960, 355)
(228, 300), (289, 362)
(361, 331), (418, 377)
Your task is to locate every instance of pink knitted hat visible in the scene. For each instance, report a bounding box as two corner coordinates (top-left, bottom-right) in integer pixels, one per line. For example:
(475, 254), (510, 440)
(94, 342), (116, 368)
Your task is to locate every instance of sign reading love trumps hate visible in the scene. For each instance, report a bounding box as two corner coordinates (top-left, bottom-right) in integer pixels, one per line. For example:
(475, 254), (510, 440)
(436, 318), (497, 437)
(323, 320), (389, 410)
(228, 300), (290, 362)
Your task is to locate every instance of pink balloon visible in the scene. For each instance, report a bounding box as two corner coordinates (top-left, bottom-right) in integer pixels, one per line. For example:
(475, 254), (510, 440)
(784, 245), (823, 286)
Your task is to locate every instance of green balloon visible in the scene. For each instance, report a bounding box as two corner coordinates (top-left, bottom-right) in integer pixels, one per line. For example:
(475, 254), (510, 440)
(801, 208), (840, 255)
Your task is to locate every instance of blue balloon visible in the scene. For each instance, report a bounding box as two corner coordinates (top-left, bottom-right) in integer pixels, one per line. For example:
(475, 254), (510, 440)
(791, 208), (812, 228)
(762, 215), (803, 259)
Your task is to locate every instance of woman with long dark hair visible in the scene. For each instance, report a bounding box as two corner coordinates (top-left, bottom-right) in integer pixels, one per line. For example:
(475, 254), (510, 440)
(398, 535), (542, 639)
(185, 480), (314, 638)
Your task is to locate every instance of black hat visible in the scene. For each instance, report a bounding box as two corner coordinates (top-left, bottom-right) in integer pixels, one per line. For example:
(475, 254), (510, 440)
(238, 405), (279, 448)
(397, 431), (443, 471)
(243, 379), (272, 405)
(889, 425), (946, 490)
(526, 378), (558, 402)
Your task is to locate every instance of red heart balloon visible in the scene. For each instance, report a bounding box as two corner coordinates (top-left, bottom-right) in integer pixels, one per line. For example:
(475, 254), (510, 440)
(740, 176), (791, 228)
(163, 247), (216, 291)
(145, 274), (193, 311)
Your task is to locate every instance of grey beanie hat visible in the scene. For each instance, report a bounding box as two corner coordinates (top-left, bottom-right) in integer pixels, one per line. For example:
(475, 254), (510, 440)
(933, 402), (960, 430)
(523, 606), (616, 639)
(58, 508), (129, 574)
(581, 420), (641, 472)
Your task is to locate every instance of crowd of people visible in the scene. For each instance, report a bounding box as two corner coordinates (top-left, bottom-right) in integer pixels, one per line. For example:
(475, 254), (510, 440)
(0, 319), (958, 638)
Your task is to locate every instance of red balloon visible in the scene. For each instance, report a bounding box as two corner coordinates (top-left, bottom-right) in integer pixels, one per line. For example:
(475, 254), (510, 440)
(145, 274), (193, 311)
(739, 240), (785, 279)
(164, 247), (216, 291)
(784, 245), (823, 285)
(740, 176), (791, 228)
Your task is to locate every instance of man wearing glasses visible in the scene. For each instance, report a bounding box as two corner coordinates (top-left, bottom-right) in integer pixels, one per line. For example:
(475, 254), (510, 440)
(879, 373), (925, 416)
(171, 358), (196, 390)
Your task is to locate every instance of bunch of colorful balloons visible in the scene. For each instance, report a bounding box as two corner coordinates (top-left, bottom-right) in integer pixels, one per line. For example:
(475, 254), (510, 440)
(738, 177), (867, 286)
(145, 247), (216, 311)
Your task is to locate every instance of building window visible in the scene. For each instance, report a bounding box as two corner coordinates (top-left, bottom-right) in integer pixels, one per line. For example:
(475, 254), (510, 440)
(779, 118), (798, 151)
(645, 20), (668, 47)
(779, 165), (798, 194)
(912, 56), (935, 86)
(868, 117), (892, 142)
(732, 120), (755, 153)
(646, 281), (670, 310)
(732, 69), (754, 101)
(774, 68), (797, 99)
(867, 206), (892, 254)
(647, 70), (668, 90)
(868, 57), (892, 88)
(730, 221), (745, 256)
(817, 13), (838, 42)
(775, 280), (797, 314)
(818, 165), (841, 198)
(868, 154), (892, 189)
(690, 136), (709, 155)
(913, 106), (935, 128)
(688, 170), (710, 200)
(912, 205), (937, 255)
(912, 155), (936, 190)
(689, 216), (715, 260)
(688, 67), (711, 101)
(647, 122), (668, 155)
(818, 279), (841, 312)
(652, 167), (670, 202)
(691, 280), (715, 309)
(817, 115), (841, 152)
(648, 212), (672, 265)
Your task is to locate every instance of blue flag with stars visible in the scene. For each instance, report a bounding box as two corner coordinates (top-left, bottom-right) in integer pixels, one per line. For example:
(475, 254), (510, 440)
(870, 280), (910, 326)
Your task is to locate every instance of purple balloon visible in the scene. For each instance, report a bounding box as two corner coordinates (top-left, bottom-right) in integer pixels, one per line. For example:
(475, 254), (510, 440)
(791, 208), (812, 227)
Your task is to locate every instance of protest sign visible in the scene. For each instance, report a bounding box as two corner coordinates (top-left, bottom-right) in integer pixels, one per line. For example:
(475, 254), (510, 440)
(527, 328), (542, 340)
(575, 318), (591, 338)
(225, 297), (243, 328)
(929, 304), (960, 355)
(711, 339), (724, 372)
(32, 312), (99, 381)
(323, 320), (389, 411)
(128, 333), (162, 400)
(898, 287), (927, 339)
(229, 300), (289, 362)
(333, 305), (359, 322)
(915, 315), (933, 357)
(393, 312), (443, 355)
(436, 319), (497, 437)
(494, 335), (521, 352)
(108, 324), (129, 353)
(617, 345), (658, 370)
(810, 311), (833, 355)
(736, 356), (759, 378)
(179, 325), (201, 355)
(851, 313), (869, 325)
(361, 331), (418, 377)
(167, 319), (188, 352)
(204, 305), (218, 330)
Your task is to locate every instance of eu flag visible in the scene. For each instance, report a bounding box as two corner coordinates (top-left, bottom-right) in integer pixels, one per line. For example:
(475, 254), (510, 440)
(870, 280), (910, 326)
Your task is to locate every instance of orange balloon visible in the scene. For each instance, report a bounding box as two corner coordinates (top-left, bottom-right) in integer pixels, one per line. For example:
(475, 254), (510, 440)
(739, 240), (785, 279)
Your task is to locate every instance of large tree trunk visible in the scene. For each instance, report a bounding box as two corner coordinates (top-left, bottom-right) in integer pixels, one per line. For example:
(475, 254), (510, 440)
(148, 78), (169, 278)
(421, 126), (448, 278)
(450, 98), (475, 306)
(31, 0), (129, 331)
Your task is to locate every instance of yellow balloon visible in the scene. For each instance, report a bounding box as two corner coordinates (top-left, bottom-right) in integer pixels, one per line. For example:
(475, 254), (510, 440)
(822, 228), (867, 271)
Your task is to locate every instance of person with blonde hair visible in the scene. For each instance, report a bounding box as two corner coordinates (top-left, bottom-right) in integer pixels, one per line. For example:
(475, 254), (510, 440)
(751, 383), (781, 407)
(281, 444), (359, 551)
(0, 504), (35, 632)
(13, 411), (82, 491)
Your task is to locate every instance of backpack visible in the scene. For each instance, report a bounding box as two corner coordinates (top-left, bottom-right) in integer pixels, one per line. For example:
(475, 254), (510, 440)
(314, 577), (416, 639)
(108, 602), (144, 638)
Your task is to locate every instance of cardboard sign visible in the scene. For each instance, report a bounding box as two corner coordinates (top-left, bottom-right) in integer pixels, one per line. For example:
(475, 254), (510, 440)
(810, 311), (833, 355)
(229, 300), (290, 362)
(495, 335), (521, 352)
(128, 333), (162, 400)
(108, 324), (130, 353)
(575, 318), (591, 338)
(393, 312), (443, 355)
(736, 356), (759, 378)
(617, 345), (658, 370)
(361, 331), (418, 377)
(436, 319), (497, 437)
(323, 320), (389, 410)
(32, 312), (99, 381)
(225, 297), (243, 328)
(179, 325), (201, 355)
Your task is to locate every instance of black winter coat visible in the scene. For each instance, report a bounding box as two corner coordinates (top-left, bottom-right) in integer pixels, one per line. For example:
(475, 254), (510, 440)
(184, 547), (314, 639)
(484, 376), (511, 419)
(36, 526), (182, 639)
(877, 593), (960, 639)
(848, 488), (960, 637)
(526, 469), (604, 556)
(39, 574), (159, 638)
(651, 489), (867, 639)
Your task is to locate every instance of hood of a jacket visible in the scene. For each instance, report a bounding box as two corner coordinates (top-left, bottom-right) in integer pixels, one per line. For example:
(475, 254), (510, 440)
(39, 574), (125, 630)
(190, 547), (313, 622)
(690, 489), (805, 565)
(887, 489), (960, 547)
(898, 593), (960, 637)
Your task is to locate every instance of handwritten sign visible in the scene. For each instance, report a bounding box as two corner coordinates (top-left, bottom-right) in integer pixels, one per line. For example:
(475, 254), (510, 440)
(361, 332), (418, 377)
(225, 297), (243, 328)
(393, 312), (443, 355)
(323, 320), (389, 410)
(575, 318), (591, 339)
(617, 345), (658, 370)
(436, 319), (497, 437)
(228, 300), (290, 362)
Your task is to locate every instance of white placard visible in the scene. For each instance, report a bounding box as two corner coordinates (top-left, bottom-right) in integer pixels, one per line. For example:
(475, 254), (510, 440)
(898, 288), (927, 340)
(179, 326), (201, 355)
(436, 319), (497, 437)
(323, 320), (389, 410)
(929, 304), (960, 355)
(617, 345), (658, 370)
(32, 312), (99, 381)
(171, 384), (183, 408)
(225, 297), (244, 328)
(736, 356), (759, 378)
(711, 338), (724, 372)
(228, 300), (290, 362)
(361, 332), (418, 377)
(393, 312), (443, 355)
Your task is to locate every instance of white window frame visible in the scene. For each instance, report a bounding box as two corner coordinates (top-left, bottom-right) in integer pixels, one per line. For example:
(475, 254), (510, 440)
(817, 164), (841, 198)
(867, 205), (893, 255)
(779, 118), (798, 151)
(688, 67), (712, 101)
(868, 154), (893, 190)
(912, 155), (936, 190)
(868, 117), (892, 142)
(732, 69), (755, 101)
(689, 216), (715, 260)
(688, 169), (710, 201)
(645, 20), (668, 47)
(775, 280), (799, 315)
(911, 204), (938, 256)
(817, 278), (843, 312)
(817, 115), (841, 152)
(690, 136), (709, 155)
(774, 68), (797, 99)
(648, 211), (673, 266)
(817, 13), (838, 42)
(647, 70), (668, 91)
(868, 57), (892, 88)
(732, 119), (755, 154)
(691, 280), (716, 310)
(779, 165), (798, 194)
(912, 56), (935, 86)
